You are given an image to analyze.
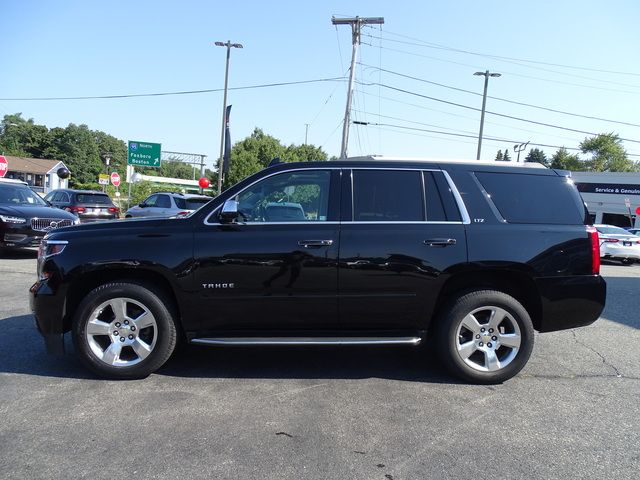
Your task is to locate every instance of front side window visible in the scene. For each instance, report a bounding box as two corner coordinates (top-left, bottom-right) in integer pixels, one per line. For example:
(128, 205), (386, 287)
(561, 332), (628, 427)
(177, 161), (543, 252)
(144, 195), (159, 207)
(353, 170), (423, 222)
(235, 170), (331, 223)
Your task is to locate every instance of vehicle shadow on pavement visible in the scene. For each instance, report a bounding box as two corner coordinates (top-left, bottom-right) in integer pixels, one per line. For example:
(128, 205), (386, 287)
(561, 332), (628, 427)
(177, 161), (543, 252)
(600, 275), (640, 330)
(0, 314), (458, 383)
(0, 248), (38, 260)
(157, 345), (458, 384)
(0, 314), (93, 379)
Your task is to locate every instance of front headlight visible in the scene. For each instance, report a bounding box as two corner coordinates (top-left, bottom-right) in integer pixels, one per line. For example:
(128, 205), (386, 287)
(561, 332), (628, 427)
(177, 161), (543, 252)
(0, 215), (27, 223)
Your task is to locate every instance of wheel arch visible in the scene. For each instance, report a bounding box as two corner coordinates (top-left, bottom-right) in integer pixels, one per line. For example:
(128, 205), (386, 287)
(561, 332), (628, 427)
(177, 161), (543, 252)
(63, 268), (183, 334)
(430, 268), (543, 333)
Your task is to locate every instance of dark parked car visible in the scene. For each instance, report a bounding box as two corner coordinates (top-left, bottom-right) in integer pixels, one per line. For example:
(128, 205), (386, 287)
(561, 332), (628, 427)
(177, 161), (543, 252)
(124, 192), (211, 218)
(30, 159), (606, 383)
(44, 189), (119, 222)
(0, 178), (78, 250)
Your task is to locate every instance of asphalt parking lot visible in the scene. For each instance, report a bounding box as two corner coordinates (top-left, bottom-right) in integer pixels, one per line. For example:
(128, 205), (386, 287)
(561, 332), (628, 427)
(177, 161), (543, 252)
(0, 251), (638, 480)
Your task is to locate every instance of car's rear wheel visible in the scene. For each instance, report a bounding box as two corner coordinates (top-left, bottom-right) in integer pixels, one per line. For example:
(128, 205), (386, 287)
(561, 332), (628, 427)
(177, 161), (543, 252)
(435, 290), (534, 384)
(72, 281), (177, 379)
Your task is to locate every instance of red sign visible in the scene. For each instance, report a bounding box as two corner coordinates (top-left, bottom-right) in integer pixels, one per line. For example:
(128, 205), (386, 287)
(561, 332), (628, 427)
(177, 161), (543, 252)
(110, 172), (121, 187)
(0, 155), (7, 178)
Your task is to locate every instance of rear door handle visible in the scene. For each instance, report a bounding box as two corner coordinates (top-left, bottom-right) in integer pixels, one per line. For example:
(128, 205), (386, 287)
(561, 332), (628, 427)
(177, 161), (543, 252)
(298, 239), (334, 248)
(423, 238), (457, 247)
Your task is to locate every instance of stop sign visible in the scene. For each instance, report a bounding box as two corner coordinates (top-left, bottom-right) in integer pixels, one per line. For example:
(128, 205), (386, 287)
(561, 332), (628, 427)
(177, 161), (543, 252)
(110, 172), (121, 187)
(0, 155), (7, 178)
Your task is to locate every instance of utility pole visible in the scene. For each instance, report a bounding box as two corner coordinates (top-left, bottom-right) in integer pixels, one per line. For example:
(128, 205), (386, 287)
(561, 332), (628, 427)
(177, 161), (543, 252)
(332, 16), (384, 159)
(473, 70), (501, 160)
(304, 124), (310, 145)
(214, 40), (243, 196)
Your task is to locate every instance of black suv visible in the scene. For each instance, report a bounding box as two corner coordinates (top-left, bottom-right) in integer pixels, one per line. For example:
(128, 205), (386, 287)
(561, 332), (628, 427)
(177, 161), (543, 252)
(44, 189), (120, 222)
(0, 178), (78, 250)
(30, 159), (606, 383)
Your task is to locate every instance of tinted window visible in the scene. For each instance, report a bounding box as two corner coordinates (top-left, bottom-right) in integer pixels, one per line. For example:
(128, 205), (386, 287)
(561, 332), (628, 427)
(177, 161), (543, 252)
(423, 171), (446, 221)
(156, 195), (172, 209)
(174, 197), (210, 210)
(475, 172), (584, 225)
(236, 170), (331, 222)
(353, 170), (423, 222)
(75, 193), (112, 205)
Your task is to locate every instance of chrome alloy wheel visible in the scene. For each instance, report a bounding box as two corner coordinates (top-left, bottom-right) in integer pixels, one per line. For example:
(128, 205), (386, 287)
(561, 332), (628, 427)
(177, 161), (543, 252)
(85, 297), (158, 367)
(454, 306), (522, 372)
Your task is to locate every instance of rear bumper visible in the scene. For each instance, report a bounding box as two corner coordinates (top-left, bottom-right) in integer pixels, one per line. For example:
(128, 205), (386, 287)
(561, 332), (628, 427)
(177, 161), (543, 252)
(535, 275), (606, 332)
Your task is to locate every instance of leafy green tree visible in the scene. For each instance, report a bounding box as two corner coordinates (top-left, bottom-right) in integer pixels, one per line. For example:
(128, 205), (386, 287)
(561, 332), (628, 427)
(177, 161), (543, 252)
(44, 124), (103, 185)
(503, 150), (511, 162)
(224, 128), (328, 188)
(550, 147), (583, 170)
(495, 150), (504, 161)
(580, 133), (638, 172)
(524, 148), (548, 166)
(0, 113), (50, 157)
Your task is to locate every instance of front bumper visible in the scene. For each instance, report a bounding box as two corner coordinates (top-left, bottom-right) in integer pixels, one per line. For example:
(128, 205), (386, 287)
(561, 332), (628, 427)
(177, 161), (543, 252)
(30, 279), (67, 355)
(535, 275), (606, 332)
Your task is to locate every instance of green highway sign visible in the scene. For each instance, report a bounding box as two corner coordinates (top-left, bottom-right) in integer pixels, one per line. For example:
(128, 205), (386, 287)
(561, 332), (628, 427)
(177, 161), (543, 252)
(127, 141), (161, 167)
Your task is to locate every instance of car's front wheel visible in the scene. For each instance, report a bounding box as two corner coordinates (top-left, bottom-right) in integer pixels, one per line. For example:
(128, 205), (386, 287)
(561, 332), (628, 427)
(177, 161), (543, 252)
(435, 290), (534, 384)
(72, 281), (177, 379)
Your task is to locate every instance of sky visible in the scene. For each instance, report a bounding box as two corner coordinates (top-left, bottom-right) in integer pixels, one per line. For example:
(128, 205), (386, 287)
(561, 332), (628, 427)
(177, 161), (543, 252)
(2, 0), (640, 172)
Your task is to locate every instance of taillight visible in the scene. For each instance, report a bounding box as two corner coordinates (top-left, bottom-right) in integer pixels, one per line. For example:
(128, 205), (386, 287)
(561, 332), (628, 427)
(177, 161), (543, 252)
(108, 207), (120, 213)
(65, 206), (86, 213)
(587, 226), (600, 274)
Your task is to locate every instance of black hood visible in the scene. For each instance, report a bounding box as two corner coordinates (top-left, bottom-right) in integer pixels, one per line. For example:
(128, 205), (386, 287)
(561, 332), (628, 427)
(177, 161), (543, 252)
(0, 204), (78, 220)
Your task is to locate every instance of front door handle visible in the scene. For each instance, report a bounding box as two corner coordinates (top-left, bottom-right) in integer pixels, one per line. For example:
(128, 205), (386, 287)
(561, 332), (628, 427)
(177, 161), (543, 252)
(298, 239), (334, 248)
(424, 238), (457, 247)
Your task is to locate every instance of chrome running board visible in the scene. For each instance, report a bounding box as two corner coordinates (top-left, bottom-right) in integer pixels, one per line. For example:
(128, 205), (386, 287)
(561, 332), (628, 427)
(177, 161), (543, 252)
(190, 336), (422, 346)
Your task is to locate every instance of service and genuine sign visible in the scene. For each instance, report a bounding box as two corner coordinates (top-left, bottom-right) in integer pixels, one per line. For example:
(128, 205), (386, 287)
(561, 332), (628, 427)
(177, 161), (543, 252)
(575, 182), (640, 196)
(98, 174), (109, 185)
(127, 141), (161, 167)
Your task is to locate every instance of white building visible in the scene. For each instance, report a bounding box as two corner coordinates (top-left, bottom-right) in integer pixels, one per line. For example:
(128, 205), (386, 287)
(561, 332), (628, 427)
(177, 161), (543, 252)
(572, 171), (640, 228)
(3, 156), (70, 194)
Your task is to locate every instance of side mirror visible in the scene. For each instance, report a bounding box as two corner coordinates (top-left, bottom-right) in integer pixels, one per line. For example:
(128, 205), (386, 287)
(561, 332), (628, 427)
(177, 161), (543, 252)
(138, 202), (146, 208)
(220, 198), (239, 223)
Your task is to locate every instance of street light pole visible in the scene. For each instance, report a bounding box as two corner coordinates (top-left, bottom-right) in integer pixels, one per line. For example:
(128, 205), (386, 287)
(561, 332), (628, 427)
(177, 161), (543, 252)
(474, 70), (501, 160)
(214, 40), (243, 196)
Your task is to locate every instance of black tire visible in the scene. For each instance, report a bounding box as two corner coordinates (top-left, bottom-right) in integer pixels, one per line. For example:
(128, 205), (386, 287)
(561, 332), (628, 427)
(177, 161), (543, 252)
(72, 281), (177, 379)
(434, 290), (534, 384)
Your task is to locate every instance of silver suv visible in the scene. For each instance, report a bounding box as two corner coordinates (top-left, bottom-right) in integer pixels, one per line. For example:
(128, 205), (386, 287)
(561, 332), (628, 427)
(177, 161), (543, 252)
(124, 192), (211, 218)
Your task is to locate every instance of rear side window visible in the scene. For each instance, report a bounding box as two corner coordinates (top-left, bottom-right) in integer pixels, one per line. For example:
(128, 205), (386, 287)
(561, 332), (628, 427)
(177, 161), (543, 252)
(353, 170), (423, 221)
(475, 172), (585, 224)
(156, 195), (172, 208)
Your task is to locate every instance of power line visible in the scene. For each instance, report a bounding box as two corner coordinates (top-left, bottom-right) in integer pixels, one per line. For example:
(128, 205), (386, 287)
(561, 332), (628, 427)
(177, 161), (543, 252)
(372, 44), (640, 96)
(361, 33), (640, 89)
(359, 63), (640, 128)
(0, 77), (347, 101)
(353, 120), (640, 157)
(368, 28), (640, 78)
(358, 80), (640, 145)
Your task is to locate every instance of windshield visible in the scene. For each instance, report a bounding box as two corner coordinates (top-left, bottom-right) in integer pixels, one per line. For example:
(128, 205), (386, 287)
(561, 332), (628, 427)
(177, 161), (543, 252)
(0, 184), (48, 206)
(596, 226), (633, 236)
